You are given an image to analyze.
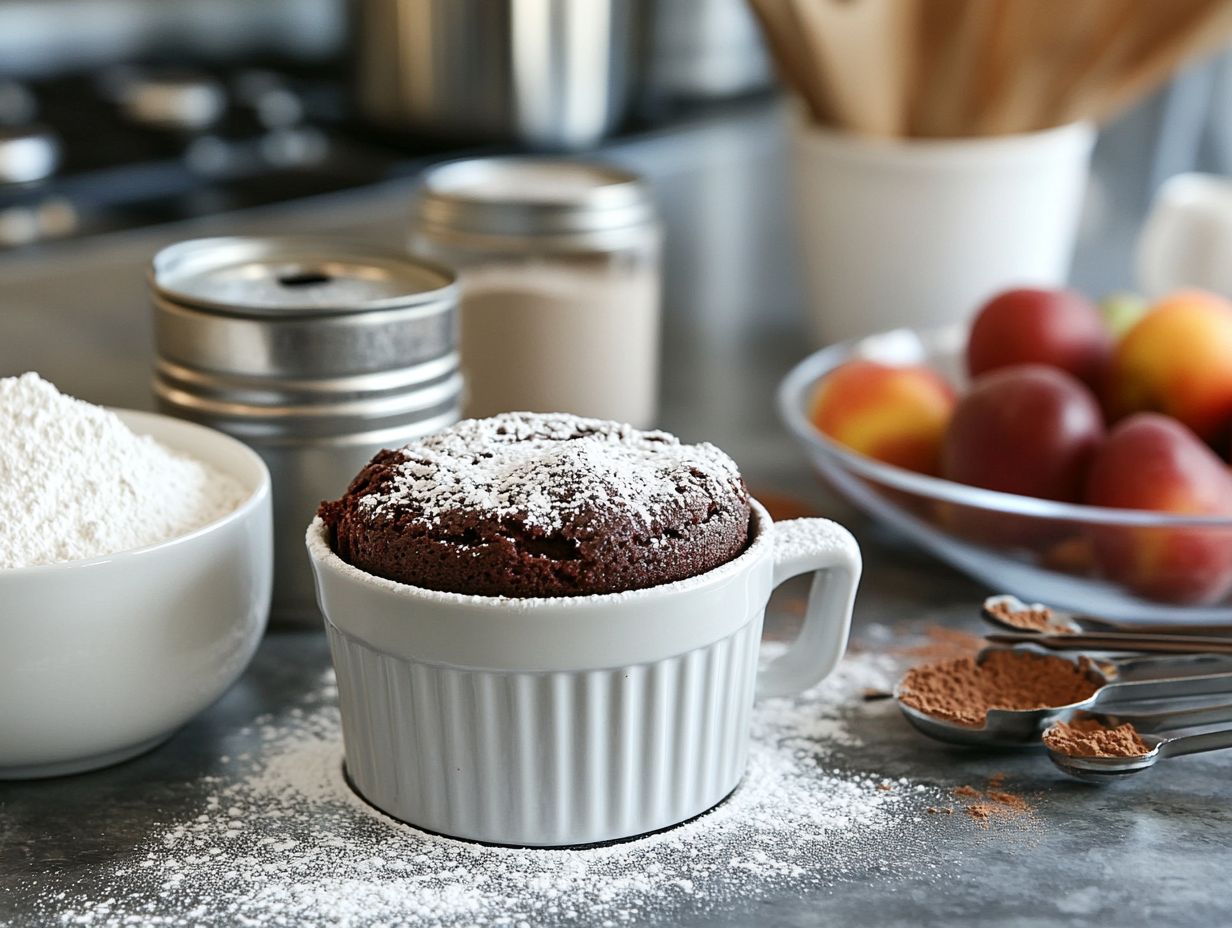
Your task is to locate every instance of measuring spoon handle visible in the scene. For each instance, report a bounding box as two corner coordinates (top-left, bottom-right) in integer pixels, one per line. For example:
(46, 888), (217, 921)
(1096, 670), (1232, 704)
(1110, 653), (1232, 682)
(1111, 702), (1232, 733)
(1078, 616), (1232, 637)
(984, 632), (1232, 653)
(1160, 728), (1232, 759)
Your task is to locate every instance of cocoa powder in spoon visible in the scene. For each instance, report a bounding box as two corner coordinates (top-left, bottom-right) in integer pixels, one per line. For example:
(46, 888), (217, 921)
(985, 598), (1075, 635)
(1043, 716), (1151, 758)
(897, 650), (1101, 728)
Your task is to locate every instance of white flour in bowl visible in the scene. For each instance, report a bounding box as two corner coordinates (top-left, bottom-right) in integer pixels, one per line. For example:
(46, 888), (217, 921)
(43, 645), (955, 927)
(0, 373), (246, 569)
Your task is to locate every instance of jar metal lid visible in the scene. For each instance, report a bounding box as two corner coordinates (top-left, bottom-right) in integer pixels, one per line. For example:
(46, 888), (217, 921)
(415, 157), (656, 241)
(150, 236), (457, 317)
(151, 236), (458, 383)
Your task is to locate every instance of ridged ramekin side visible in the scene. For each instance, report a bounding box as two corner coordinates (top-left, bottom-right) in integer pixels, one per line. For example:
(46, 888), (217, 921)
(327, 617), (763, 846)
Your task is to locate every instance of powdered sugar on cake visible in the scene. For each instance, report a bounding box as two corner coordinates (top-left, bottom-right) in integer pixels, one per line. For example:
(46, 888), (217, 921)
(358, 412), (745, 533)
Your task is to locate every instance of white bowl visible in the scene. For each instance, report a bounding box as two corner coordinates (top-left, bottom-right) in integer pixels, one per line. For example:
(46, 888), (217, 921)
(0, 410), (273, 779)
(307, 500), (861, 847)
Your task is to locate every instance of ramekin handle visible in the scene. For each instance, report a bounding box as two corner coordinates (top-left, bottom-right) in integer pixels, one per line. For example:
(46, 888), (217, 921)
(757, 518), (862, 699)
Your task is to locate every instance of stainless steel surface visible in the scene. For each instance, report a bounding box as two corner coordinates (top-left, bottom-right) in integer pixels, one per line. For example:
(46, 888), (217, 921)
(895, 652), (1232, 748)
(1077, 614), (1232, 636)
(0, 126), (60, 185)
(985, 631), (1232, 654)
(150, 236), (461, 625)
(352, 0), (634, 149)
(1107, 651), (1232, 681)
(415, 156), (656, 246)
(1083, 700), (1232, 734)
(981, 594), (1232, 638)
(151, 235), (456, 317)
(638, 0), (773, 105)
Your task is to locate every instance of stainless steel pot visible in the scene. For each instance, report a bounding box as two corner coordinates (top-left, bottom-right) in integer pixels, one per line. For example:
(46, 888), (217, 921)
(150, 236), (461, 626)
(351, 0), (634, 150)
(637, 0), (773, 105)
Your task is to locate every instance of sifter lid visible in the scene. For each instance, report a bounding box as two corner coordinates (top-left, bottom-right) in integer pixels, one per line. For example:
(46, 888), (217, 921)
(150, 236), (456, 316)
(415, 157), (656, 241)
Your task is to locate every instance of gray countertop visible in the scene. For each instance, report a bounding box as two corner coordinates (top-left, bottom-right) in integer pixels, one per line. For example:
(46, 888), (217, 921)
(2, 101), (1228, 927)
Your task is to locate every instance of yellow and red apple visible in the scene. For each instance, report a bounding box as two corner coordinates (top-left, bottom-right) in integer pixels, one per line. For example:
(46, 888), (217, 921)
(1107, 290), (1232, 443)
(809, 360), (956, 475)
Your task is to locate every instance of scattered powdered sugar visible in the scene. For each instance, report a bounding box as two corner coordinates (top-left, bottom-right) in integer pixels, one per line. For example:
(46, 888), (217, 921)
(0, 373), (248, 569)
(44, 646), (950, 927)
(772, 515), (859, 564)
(358, 412), (745, 533)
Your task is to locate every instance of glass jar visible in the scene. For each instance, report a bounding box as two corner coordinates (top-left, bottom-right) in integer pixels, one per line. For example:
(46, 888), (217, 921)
(411, 158), (662, 428)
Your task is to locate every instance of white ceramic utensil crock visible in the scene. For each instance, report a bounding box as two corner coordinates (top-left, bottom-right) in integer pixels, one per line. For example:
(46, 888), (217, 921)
(0, 410), (272, 779)
(307, 500), (860, 847)
(791, 114), (1095, 344)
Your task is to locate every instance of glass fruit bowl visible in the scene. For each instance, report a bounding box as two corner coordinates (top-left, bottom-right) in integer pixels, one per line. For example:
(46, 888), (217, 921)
(778, 325), (1232, 623)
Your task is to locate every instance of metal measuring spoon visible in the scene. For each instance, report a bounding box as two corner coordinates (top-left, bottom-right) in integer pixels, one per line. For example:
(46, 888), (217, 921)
(1109, 652), (1232, 683)
(985, 630), (1232, 655)
(981, 594), (1232, 638)
(894, 649), (1232, 748)
(1047, 713), (1232, 783)
(981, 595), (1083, 634)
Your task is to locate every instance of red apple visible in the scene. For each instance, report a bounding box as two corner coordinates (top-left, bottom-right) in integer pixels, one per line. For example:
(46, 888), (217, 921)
(967, 288), (1112, 391)
(1086, 414), (1232, 604)
(809, 361), (956, 475)
(939, 365), (1105, 550)
(942, 365), (1105, 502)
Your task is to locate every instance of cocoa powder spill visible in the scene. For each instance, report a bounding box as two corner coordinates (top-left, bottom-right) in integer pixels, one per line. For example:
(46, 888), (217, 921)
(1043, 716), (1151, 758)
(984, 598), (1075, 635)
(898, 626), (985, 662)
(929, 775), (1033, 828)
(897, 650), (1101, 728)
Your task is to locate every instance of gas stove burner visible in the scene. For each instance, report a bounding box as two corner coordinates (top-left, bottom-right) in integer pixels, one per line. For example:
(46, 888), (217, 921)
(116, 71), (228, 133)
(233, 70), (305, 130)
(0, 125), (61, 185)
(0, 80), (37, 127)
(0, 63), (464, 250)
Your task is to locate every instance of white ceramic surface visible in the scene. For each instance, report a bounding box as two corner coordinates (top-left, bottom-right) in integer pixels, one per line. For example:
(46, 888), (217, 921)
(791, 116), (1095, 344)
(0, 410), (273, 779)
(1138, 172), (1232, 300)
(307, 500), (861, 846)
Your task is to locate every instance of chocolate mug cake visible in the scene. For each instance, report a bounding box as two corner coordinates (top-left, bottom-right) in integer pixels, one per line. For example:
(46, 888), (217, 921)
(307, 410), (860, 846)
(318, 412), (753, 597)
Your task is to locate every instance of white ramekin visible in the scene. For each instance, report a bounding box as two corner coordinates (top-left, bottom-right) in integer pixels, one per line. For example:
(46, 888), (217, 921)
(306, 500), (860, 847)
(0, 410), (273, 779)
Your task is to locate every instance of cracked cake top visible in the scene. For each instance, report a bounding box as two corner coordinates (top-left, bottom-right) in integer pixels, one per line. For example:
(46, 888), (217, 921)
(317, 412), (752, 598)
